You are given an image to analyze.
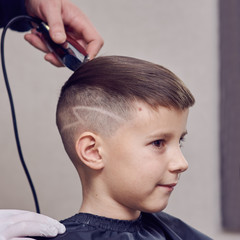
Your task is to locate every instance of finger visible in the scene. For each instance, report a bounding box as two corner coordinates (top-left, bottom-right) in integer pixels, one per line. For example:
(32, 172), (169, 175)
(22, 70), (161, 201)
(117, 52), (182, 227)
(44, 53), (64, 67)
(24, 33), (49, 53)
(85, 38), (104, 60)
(24, 33), (64, 67)
(60, 3), (103, 58)
(68, 18), (103, 59)
(40, 0), (66, 44)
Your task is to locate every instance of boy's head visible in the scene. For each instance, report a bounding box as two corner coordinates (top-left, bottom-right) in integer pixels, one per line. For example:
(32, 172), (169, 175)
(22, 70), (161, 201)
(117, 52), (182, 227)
(57, 56), (194, 163)
(56, 56), (195, 218)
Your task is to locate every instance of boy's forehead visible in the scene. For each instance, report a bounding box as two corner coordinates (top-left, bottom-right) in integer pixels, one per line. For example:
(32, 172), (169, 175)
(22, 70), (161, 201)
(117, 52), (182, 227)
(118, 103), (189, 135)
(130, 102), (185, 121)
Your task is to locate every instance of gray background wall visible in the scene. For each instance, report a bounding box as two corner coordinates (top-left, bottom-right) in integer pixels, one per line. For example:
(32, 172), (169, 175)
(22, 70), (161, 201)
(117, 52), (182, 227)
(0, 1), (239, 239)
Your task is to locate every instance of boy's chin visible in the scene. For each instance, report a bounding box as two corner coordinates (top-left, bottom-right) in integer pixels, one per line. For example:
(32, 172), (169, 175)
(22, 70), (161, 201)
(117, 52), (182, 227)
(140, 201), (169, 214)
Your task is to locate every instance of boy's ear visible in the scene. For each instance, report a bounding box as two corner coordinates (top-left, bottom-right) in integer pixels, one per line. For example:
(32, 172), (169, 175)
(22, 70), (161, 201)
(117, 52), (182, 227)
(75, 132), (104, 170)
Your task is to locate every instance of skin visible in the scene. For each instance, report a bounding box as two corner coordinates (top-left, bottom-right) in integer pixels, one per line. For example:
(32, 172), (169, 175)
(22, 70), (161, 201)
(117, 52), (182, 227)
(77, 103), (190, 220)
(24, 0), (103, 66)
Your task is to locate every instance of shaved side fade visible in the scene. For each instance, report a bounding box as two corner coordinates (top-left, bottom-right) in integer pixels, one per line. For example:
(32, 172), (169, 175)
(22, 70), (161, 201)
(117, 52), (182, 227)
(56, 56), (195, 164)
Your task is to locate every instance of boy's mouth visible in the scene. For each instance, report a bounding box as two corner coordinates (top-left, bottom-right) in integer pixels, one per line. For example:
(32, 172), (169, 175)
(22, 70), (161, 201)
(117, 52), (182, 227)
(157, 183), (177, 191)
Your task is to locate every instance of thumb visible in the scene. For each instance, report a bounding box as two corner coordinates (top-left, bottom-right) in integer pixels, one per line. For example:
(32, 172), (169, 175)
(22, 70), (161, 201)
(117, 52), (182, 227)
(43, 2), (66, 44)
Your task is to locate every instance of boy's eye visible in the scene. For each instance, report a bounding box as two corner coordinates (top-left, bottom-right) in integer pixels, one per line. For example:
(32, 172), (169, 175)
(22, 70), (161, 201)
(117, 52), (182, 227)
(152, 139), (165, 148)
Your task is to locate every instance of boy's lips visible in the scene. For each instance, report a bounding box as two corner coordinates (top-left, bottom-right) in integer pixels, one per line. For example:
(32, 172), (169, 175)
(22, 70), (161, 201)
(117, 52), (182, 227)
(157, 183), (177, 191)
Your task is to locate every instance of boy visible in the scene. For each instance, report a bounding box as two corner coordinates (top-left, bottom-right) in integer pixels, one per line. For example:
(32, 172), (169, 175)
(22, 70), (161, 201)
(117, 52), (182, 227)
(41, 56), (212, 239)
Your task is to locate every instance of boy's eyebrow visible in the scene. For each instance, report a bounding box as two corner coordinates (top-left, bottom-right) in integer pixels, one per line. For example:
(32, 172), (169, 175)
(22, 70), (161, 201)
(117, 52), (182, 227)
(147, 130), (188, 140)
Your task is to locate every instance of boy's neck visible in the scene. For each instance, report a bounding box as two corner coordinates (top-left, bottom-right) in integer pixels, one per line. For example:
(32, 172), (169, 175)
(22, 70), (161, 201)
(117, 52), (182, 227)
(79, 193), (141, 220)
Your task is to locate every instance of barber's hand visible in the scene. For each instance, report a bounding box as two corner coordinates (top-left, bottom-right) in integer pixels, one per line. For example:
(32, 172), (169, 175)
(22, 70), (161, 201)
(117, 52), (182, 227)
(0, 210), (65, 240)
(24, 0), (103, 66)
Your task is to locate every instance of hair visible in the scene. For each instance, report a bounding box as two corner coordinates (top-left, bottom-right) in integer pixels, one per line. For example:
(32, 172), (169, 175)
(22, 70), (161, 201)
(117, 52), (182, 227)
(56, 56), (195, 164)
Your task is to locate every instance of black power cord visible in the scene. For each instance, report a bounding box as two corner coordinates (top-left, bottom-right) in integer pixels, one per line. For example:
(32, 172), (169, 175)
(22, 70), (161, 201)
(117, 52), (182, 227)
(1, 15), (41, 213)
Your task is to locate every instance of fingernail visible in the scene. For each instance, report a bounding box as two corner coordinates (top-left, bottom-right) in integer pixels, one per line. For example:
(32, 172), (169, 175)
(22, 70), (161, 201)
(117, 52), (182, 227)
(53, 32), (66, 43)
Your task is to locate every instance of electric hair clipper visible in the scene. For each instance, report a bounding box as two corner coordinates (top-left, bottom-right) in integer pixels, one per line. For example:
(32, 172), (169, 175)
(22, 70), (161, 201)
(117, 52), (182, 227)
(34, 20), (88, 71)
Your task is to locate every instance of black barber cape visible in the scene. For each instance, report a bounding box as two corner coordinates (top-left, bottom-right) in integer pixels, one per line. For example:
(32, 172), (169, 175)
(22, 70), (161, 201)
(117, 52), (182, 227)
(38, 212), (212, 240)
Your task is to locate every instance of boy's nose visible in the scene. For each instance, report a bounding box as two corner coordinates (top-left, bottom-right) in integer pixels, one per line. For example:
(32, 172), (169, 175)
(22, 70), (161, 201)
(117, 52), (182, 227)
(168, 148), (188, 173)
